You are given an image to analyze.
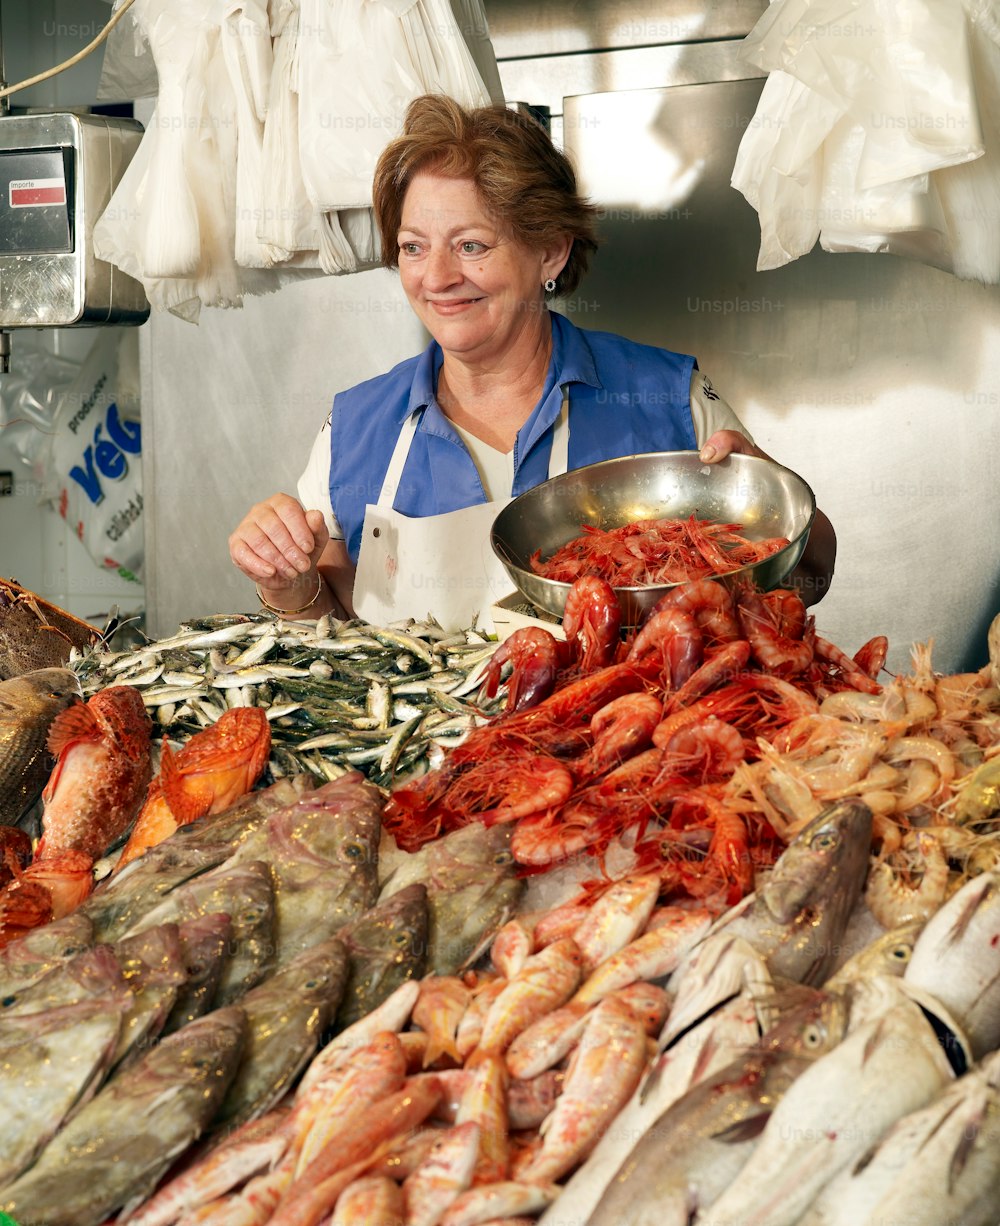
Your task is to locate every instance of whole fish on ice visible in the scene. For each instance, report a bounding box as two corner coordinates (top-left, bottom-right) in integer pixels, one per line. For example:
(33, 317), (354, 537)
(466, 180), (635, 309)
(0, 910), (94, 997)
(585, 985), (850, 1226)
(335, 882), (429, 1030)
(703, 977), (960, 1226)
(538, 983), (773, 1226)
(80, 775), (310, 944)
(123, 859), (277, 1004)
(229, 771), (383, 969)
(161, 911), (233, 1034)
(0, 944), (129, 1186)
(660, 798), (872, 1046)
(107, 922), (189, 1070)
(212, 935), (348, 1133)
(798, 1047), (1000, 1226)
(903, 869), (1000, 1059)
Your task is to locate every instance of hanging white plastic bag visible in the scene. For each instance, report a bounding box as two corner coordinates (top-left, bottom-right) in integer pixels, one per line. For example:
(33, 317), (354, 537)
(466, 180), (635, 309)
(96, 0), (159, 102)
(43, 331), (144, 580)
(297, 0), (492, 213)
(259, 0), (322, 257)
(734, 0), (989, 274)
(447, 0), (505, 104)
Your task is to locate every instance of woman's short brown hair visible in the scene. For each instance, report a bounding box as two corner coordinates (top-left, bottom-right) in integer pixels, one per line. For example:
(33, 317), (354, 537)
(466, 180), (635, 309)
(372, 94), (600, 298)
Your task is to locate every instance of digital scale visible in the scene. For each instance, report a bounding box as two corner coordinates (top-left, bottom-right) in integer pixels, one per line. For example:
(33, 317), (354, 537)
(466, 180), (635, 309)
(0, 111), (149, 331)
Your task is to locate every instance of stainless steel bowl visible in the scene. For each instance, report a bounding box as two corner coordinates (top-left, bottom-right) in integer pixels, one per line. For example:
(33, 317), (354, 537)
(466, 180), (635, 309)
(491, 451), (817, 625)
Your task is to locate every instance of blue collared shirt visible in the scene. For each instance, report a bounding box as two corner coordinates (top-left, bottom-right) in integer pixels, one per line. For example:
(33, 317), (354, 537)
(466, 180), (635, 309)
(329, 311), (697, 562)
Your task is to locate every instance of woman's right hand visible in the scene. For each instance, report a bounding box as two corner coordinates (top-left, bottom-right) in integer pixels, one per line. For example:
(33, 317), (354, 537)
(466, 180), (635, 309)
(229, 494), (330, 586)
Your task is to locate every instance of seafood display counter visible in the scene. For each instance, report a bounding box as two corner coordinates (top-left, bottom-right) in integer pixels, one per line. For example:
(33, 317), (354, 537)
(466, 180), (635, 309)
(1, 576), (999, 1226)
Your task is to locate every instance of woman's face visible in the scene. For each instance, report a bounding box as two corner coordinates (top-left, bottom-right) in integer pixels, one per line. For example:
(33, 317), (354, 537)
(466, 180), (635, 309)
(397, 171), (568, 364)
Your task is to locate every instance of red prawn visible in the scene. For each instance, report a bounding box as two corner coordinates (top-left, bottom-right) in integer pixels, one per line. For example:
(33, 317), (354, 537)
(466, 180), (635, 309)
(562, 575), (622, 672)
(651, 579), (742, 646)
(483, 627), (570, 712)
(735, 584), (813, 676)
(626, 607), (704, 691)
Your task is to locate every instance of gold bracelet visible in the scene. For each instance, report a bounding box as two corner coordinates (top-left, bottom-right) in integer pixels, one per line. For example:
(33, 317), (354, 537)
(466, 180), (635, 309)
(255, 573), (324, 616)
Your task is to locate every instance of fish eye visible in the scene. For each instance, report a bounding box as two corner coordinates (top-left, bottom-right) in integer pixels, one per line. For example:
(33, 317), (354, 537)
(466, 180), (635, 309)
(304, 978), (319, 988)
(344, 843), (365, 860)
(802, 1024), (823, 1048)
(890, 945), (912, 961)
(811, 831), (840, 851)
(494, 851), (514, 865)
(393, 932), (411, 947)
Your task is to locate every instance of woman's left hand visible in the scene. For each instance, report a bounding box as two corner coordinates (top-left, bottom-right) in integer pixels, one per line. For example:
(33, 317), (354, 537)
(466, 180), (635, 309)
(697, 430), (837, 608)
(698, 429), (769, 465)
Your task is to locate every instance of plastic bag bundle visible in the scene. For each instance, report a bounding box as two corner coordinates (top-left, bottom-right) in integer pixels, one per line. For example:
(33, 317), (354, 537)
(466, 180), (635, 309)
(94, 0), (505, 311)
(296, 0), (495, 217)
(732, 0), (1000, 282)
(94, 0), (319, 319)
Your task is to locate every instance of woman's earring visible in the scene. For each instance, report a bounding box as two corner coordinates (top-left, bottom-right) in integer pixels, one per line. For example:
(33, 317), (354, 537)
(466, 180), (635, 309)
(543, 277), (557, 293)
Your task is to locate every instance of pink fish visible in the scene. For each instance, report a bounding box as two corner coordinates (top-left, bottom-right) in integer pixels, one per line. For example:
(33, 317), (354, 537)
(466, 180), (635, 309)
(413, 976), (472, 1067)
(402, 1121), (481, 1226)
(474, 938), (584, 1058)
(518, 994), (649, 1184)
(330, 1175), (404, 1226)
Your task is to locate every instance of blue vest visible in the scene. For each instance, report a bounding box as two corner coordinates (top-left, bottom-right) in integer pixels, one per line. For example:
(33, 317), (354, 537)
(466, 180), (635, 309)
(328, 312), (697, 563)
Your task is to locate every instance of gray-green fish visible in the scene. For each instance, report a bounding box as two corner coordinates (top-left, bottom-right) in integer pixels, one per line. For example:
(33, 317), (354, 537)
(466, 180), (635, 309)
(161, 912), (233, 1035)
(0, 937), (123, 1019)
(0, 911), (93, 999)
(0, 945), (129, 1187)
(661, 799), (872, 1046)
(228, 772), (382, 969)
(587, 987), (852, 1226)
(123, 860), (276, 1005)
(81, 776), (309, 944)
(108, 923), (188, 1071)
(0, 668), (81, 826)
(378, 823), (524, 975)
(0, 1006), (247, 1226)
(212, 936), (349, 1134)
(335, 882), (429, 1030)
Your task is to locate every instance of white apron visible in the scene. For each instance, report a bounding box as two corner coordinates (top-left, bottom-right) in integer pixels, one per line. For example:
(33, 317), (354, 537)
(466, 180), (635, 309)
(354, 393), (570, 631)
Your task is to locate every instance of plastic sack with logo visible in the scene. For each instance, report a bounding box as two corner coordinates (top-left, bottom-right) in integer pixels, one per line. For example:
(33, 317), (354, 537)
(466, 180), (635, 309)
(42, 331), (144, 580)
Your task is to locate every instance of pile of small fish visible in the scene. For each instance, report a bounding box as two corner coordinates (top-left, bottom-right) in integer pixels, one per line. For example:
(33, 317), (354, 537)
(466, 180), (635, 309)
(68, 612), (501, 790)
(0, 771), (526, 1225)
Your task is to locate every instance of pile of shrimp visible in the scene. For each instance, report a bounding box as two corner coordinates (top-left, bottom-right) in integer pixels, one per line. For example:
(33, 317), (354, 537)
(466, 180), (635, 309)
(528, 513), (791, 586)
(384, 575), (888, 914)
(722, 639), (1000, 928)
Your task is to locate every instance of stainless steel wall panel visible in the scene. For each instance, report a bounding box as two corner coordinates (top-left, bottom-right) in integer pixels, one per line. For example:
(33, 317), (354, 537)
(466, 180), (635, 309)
(497, 40), (764, 121)
(486, 0), (767, 59)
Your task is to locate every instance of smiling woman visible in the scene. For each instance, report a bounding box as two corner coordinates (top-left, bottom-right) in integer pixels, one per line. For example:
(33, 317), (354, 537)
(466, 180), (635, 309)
(228, 95), (837, 630)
